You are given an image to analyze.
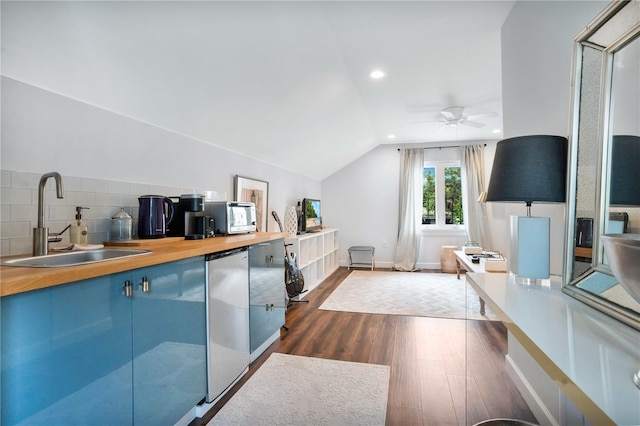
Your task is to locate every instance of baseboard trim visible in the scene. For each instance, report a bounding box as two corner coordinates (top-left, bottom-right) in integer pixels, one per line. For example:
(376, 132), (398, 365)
(505, 354), (559, 426)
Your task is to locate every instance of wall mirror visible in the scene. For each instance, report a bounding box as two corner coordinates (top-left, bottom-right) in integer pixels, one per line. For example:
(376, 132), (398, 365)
(564, 0), (640, 331)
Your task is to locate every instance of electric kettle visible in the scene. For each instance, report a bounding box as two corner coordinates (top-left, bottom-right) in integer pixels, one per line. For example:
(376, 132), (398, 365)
(138, 195), (174, 238)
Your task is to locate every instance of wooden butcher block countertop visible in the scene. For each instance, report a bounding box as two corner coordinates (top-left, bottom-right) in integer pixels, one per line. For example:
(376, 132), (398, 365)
(1, 232), (286, 297)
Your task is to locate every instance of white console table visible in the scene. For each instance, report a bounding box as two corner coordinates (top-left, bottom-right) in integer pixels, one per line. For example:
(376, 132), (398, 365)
(466, 272), (640, 426)
(453, 250), (486, 315)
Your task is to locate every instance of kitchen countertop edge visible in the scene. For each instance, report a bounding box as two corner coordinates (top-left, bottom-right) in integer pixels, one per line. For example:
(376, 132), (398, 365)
(0, 232), (287, 297)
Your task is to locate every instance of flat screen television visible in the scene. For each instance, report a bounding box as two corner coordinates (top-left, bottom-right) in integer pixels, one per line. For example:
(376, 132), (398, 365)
(302, 198), (322, 232)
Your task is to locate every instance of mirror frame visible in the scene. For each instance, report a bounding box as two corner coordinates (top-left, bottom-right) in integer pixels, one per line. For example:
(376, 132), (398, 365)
(563, 0), (640, 331)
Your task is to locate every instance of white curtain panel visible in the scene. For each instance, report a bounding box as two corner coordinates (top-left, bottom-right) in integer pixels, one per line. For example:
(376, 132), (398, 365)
(462, 145), (493, 250)
(393, 148), (424, 271)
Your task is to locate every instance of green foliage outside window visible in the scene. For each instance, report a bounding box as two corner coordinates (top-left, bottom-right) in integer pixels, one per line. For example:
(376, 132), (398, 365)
(422, 165), (464, 225)
(423, 168), (435, 224)
(445, 166), (463, 225)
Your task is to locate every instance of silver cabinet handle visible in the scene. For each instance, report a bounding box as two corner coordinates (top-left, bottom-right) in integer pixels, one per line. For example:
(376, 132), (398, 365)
(140, 276), (150, 293)
(123, 280), (133, 297)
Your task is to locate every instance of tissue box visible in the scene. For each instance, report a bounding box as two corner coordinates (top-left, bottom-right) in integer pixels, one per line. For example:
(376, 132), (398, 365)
(481, 256), (507, 272)
(463, 246), (483, 255)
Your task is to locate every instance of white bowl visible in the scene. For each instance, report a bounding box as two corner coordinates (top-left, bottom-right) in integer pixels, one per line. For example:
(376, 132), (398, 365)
(601, 234), (640, 304)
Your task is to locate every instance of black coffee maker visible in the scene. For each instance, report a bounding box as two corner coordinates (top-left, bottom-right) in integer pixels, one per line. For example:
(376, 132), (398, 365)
(167, 194), (213, 239)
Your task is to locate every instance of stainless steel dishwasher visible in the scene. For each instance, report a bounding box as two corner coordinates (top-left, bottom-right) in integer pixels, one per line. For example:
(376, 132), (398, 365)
(205, 247), (250, 403)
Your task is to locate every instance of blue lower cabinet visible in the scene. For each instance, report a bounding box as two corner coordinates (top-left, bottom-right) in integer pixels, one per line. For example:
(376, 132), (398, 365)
(1, 272), (134, 425)
(249, 240), (285, 353)
(132, 257), (207, 426)
(0, 256), (207, 426)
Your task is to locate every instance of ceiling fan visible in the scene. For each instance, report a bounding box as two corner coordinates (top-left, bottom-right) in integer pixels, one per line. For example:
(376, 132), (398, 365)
(413, 106), (497, 131)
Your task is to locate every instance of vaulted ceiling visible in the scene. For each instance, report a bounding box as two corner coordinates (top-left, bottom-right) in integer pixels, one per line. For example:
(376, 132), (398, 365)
(1, 1), (515, 180)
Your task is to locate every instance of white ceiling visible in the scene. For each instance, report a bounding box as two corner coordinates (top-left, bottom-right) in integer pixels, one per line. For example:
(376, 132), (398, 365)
(1, 1), (515, 180)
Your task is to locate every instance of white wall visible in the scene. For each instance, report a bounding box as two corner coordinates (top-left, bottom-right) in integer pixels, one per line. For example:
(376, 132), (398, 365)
(323, 142), (497, 269)
(323, 0), (609, 272)
(500, 2), (610, 425)
(1, 77), (320, 255)
(496, 0), (609, 277)
(322, 145), (400, 268)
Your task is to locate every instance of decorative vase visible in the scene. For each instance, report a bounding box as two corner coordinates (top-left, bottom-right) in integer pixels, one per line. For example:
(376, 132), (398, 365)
(284, 206), (298, 236)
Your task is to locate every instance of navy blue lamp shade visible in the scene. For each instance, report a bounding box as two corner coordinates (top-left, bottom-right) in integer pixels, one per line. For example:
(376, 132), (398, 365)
(486, 135), (568, 209)
(610, 135), (640, 206)
(486, 135), (568, 282)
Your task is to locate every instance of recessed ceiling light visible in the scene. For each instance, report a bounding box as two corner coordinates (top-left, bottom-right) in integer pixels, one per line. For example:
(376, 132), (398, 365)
(387, 134), (396, 139)
(492, 129), (502, 134)
(370, 70), (386, 79)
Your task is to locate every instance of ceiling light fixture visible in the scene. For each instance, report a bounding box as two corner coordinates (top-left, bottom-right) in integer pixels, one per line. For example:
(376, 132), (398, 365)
(387, 134), (396, 139)
(370, 70), (385, 79)
(492, 129), (502, 134)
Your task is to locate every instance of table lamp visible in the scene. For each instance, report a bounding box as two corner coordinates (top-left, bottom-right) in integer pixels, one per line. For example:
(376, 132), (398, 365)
(610, 135), (640, 207)
(486, 135), (568, 284)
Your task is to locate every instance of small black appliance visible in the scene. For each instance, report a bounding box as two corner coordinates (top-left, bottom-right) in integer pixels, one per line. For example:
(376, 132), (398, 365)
(138, 195), (174, 238)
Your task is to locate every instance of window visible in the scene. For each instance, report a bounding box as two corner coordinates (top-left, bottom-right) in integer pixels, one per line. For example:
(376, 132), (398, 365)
(422, 161), (464, 226)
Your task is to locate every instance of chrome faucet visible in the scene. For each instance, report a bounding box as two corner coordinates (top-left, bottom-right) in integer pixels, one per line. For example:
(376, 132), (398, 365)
(33, 172), (65, 256)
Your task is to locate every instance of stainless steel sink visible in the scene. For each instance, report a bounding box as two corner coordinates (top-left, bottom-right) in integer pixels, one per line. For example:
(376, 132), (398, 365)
(1, 249), (151, 268)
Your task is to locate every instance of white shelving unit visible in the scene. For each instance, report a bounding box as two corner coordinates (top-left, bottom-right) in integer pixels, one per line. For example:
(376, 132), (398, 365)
(285, 228), (339, 296)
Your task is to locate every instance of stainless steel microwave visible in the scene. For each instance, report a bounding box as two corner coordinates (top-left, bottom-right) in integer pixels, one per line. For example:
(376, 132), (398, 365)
(204, 201), (256, 235)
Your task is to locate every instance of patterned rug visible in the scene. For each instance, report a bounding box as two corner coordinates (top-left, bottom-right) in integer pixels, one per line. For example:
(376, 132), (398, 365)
(208, 353), (389, 425)
(319, 270), (499, 321)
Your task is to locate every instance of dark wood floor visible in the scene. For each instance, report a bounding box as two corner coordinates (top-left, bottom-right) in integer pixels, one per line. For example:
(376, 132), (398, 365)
(195, 268), (538, 426)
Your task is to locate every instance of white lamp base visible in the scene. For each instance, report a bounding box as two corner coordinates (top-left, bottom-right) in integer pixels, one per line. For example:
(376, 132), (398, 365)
(509, 216), (550, 284)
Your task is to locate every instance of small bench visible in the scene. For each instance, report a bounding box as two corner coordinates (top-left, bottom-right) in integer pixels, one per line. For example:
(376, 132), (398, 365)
(348, 246), (375, 271)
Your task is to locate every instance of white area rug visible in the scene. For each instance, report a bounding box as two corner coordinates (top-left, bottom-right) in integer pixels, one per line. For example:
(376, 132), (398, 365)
(319, 271), (498, 321)
(208, 353), (390, 426)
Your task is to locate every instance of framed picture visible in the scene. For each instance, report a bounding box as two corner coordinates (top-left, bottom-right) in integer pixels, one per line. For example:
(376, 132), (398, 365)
(234, 175), (269, 232)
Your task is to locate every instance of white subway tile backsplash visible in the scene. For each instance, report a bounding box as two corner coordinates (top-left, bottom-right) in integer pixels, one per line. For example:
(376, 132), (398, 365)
(0, 170), (188, 255)
(11, 172), (41, 189)
(9, 238), (31, 256)
(92, 232), (109, 245)
(49, 205), (77, 221)
(11, 205), (37, 222)
(1, 221), (31, 238)
(82, 178), (109, 193)
(65, 191), (97, 206)
(107, 180), (132, 194)
(130, 183), (155, 195)
(95, 193), (128, 208)
(1, 238), (10, 255)
(62, 176), (83, 192)
(1, 205), (11, 222)
(94, 219), (111, 234)
(89, 206), (117, 221)
(1, 187), (33, 205)
(44, 190), (68, 206)
(1, 170), (12, 188)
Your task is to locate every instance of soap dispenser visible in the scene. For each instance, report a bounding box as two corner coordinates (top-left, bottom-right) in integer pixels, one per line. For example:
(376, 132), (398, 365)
(70, 206), (89, 245)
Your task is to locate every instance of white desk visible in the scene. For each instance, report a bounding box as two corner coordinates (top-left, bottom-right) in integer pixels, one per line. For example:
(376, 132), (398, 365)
(453, 250), (483, 278)
(453, 250), (486, 315)
(467, 272), (640, 426)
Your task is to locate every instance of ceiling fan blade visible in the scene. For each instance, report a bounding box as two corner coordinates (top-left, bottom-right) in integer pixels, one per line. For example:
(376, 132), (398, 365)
(440, 111), (456, 120)
(466, 112), (498, 120)
(410, 119), (444, 124)
(462, 120), (486, 128)
(432, 123), (447, 133)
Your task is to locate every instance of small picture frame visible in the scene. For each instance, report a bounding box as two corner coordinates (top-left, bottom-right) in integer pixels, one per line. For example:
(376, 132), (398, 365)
(234, 175), (269, 232)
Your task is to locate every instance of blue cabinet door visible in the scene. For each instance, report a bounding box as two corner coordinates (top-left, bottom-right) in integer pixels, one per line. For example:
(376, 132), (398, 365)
(131, 256), (207, 426)
(249, 240), (285, 353)
(1, 272), (133, 426)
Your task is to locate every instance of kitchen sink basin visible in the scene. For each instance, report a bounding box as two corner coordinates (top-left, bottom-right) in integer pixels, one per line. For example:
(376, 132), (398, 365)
(1, 249), (151, 268)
